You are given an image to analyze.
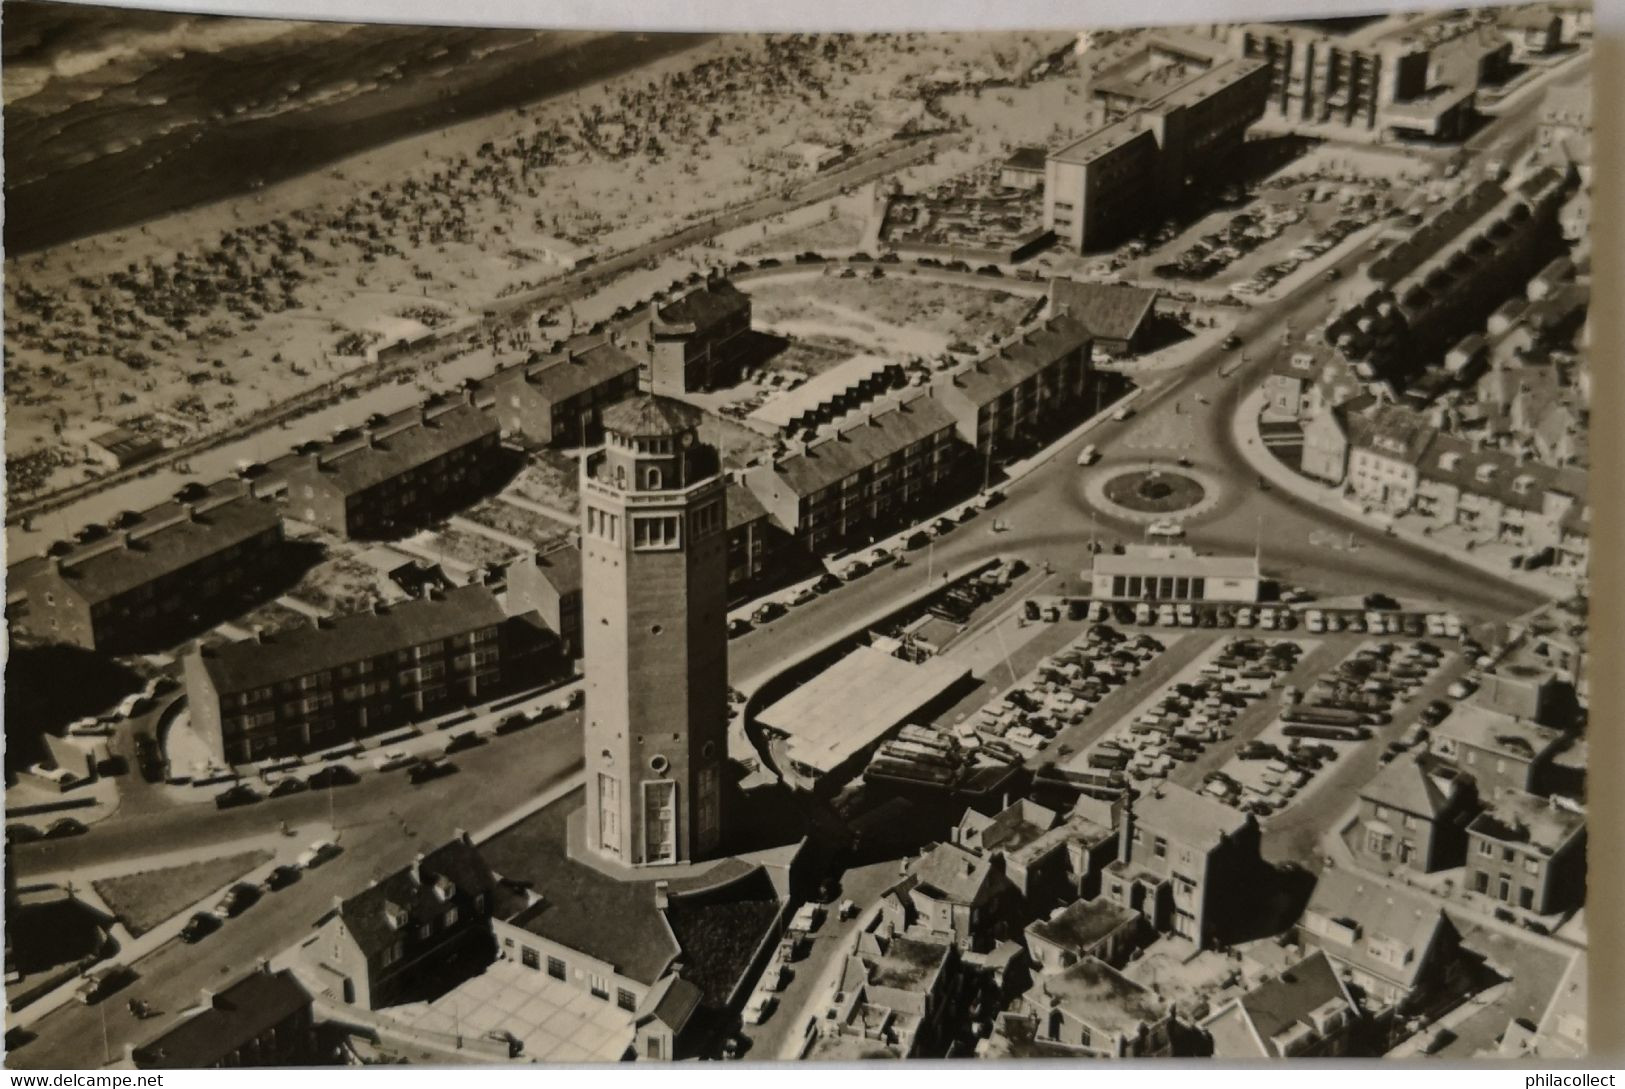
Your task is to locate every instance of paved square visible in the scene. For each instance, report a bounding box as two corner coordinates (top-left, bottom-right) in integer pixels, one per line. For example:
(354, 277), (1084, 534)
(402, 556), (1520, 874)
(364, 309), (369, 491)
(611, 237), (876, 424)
(386, 959), (637, 1062)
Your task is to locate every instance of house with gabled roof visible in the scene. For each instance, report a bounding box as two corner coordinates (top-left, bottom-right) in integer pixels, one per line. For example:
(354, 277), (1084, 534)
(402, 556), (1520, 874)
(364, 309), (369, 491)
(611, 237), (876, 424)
(1201, 951), (1362, 1058)
(881, 840), (1019, 953)
(127, 965), (315, 1069)
(1354, 757), (1478, 874)
(305, 832), (506, 1010)
(1298, 870), (1462, 1016)
(1429, 701), (1567, 797)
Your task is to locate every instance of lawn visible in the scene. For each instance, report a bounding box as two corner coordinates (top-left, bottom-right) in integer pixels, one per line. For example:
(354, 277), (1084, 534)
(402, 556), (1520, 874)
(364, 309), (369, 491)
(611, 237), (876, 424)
(288, 551), (388, 616)
(699, 411), (778, 472)
(505, 452), (581, 515)
(427, 526), (523, 569)
(462, 497), (574, 550)
(92, 849), (273, 937)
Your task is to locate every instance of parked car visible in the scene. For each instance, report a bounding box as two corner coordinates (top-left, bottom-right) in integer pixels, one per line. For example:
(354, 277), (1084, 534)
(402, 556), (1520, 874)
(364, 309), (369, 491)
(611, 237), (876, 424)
(267, 777), (309, 799)
(263, 864), (301, 892)
(812, 574), (842, 594)
(410, 758), (457, 785)
(74, 965), (130, 1005)
(1111, 405), (1135, 422)
(1076, 444), (1099, 466)
(1221, 334), (1243, 350)
(306, 765), (360, 790)
(180, 912), (219, 943)
(296, 839), (340, 869)
(6, 823), (44, 846)
(752, 600), (786, 624)
(744, 993), (777, 1025)
(1147, 520), (1184, 539)
(45, 817), (88, 839)
(443, 731), (484, 755)
(212, 883), (259, 920)
(727, 617), (753, 638)
(787, 585), (819, 607)
(373, 749), (415, 772)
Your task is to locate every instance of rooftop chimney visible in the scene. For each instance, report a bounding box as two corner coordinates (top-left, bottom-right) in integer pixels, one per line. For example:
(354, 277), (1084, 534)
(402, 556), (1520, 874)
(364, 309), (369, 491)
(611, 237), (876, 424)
(252, 626), (268, 644)
(411, 852), (427, 884)
(653, 880), (670, 910)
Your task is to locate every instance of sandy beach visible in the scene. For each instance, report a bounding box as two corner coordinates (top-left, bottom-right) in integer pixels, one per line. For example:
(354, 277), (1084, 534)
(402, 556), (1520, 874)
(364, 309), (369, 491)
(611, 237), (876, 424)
(4, 27), (1074, 505)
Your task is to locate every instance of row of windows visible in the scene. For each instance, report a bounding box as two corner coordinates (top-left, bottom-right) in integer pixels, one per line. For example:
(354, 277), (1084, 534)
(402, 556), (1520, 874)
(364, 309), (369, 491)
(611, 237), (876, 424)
(511, 941), (638, 1011)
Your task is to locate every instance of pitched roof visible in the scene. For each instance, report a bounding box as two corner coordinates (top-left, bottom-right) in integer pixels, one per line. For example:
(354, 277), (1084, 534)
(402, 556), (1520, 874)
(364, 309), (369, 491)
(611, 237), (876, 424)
(1204, 951), (1356, 1058)
(935, 316), (1091, 410)
(482, 789), (763, 987)
(193, 584), (507, 694)
(291, 402), (497, 498)
(1049, 280), (1159, 342)
(638, 974), (703, 1034)
(652, 279), (750, 333)
(726, 481), (767, 530)
(505, 339), (639, 405)
(1348, 403), (1436, 464)
(1303, 870), (1452, 989)
(756, 396), (958, 499)
(906, 841), (1004, 907)
(1004, 146), (1047, 172)
(337, 836), (500, 958)
(1135, 782), (1253, 849)
(1359, 758), (1456, 817)
(130, 968), (311, 1069)
(521, 544), (582, 597)
(46, 491), (282, 606)
(600, 394), (704, 438)
(1040, 956), (1166, 1036)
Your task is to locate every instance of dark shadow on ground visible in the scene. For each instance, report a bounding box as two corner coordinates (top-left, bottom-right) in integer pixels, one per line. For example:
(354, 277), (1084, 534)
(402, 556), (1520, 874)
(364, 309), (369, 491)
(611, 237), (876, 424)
(4, 646), (147, 777)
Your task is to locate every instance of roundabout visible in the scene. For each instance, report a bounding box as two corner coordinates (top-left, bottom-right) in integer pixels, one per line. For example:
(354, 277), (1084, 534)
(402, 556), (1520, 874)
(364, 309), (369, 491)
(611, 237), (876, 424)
(1084, 461), (1227, 525)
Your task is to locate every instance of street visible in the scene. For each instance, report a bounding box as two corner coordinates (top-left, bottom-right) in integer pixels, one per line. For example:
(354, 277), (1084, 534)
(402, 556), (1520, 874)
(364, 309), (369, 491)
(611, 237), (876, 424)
(7, 717), (583, 1070)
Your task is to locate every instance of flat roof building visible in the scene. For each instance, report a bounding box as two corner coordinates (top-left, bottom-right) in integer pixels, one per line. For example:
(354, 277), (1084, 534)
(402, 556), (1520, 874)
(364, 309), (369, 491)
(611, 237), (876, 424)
(1087, 545), (1261, 603)
(1045, 57), (1271, 251)
(128, 965), (314, 1069)
(759, 645), (973, 789)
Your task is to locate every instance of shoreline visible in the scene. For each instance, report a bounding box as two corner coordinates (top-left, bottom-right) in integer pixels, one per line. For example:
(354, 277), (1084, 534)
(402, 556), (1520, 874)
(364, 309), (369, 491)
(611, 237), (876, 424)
(3, 29), (713, 256)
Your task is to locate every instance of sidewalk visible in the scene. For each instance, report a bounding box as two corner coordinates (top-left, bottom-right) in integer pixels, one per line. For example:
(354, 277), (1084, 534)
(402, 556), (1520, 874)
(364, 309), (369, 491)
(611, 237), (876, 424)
(1231, 389), (1569, 601)
(11, 827), (328, 1029)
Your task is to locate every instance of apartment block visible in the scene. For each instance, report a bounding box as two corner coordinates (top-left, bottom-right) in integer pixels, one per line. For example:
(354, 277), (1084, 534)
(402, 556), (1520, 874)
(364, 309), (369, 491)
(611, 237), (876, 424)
(621, 278), (754, 395)
(932, 316), (1092, 461)
(183, 584), (547, 764)
(744, 395), (965, 556)
(1045, 58), (1270, 251)
(16, 489), (284, 653)
(493, 338), (641, 447)
(283, 399), (501, 539)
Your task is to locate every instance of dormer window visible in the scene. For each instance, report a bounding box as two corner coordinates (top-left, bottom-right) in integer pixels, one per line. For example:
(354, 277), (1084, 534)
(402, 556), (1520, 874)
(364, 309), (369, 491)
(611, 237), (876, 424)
(433, 875), (456, 902)
(383, 902), (408, 930)
(1475, 463), (1497, 484)
(1439, 452), (1461, 471)
(1513, 475), (1535, 495)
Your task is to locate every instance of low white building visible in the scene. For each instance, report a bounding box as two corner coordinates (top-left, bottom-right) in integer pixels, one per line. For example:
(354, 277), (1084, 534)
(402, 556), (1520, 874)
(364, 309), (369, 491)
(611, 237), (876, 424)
(1086, 546), (1260, 603)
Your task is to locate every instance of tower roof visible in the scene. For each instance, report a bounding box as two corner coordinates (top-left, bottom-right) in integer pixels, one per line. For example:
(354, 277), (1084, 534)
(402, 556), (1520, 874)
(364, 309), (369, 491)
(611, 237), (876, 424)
(601, 394), (704, 438)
